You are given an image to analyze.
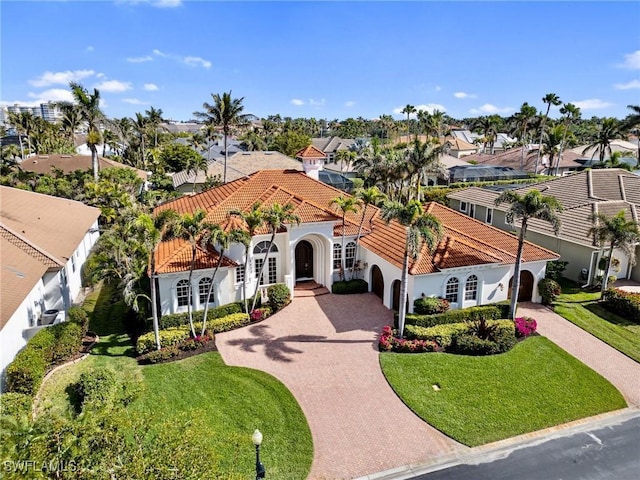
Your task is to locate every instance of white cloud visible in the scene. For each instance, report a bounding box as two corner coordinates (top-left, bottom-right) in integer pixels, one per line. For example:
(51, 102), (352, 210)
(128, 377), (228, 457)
(95, 80), (133, 92)
(116, 0), (183, 7)
(613, 79), (640, 90)
(469, 103), (514, 115)
(96, 72), (106, 79)
(434, 86), (442, 92)
(122, 98), (148, 105)
(618, 50), (640, 70)
(144, 83), (159, 91)
(308, 98), (326, 106)
(153, 49), (167, 57)
(183, 56), (212, 68)
(291, 99), (305, 106)
(29, 69), (95, 87)
(454, 91), (477, 99)
(127, 55), (153, 63)
(345, 101), (355, 107)
(26, 88), (75, 104)
(86, 46), (94, 52)
(572, 98), (614, 110)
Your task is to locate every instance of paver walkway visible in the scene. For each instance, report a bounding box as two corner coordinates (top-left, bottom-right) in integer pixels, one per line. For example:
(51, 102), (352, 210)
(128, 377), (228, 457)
(216, 293), (464, 480)
(517, 302), (640, 406)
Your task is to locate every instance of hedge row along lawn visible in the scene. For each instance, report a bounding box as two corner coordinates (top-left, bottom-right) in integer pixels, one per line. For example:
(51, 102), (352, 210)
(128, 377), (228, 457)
(380, 336), (626, 447)
(35, 284), (313, 480)
(554, 278), (640, 363)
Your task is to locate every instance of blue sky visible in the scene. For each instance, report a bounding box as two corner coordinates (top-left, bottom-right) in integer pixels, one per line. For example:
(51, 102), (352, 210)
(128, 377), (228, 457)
(2, 1), (639, 122)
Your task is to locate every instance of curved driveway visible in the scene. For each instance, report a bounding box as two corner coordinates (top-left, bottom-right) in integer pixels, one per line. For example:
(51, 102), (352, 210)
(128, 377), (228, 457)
(216, 293), (464, 480)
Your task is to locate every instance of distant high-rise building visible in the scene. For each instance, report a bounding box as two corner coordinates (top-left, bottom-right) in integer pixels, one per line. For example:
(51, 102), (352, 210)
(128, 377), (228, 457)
(0, 102), (63, 126)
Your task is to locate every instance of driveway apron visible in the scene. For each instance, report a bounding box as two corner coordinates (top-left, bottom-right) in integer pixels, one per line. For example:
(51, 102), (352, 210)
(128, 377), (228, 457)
(216, 293), (463, 480)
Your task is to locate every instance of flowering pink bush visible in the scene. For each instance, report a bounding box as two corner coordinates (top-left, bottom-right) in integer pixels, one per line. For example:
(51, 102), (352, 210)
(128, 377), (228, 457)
(514, 317), (537, 338)
(379, 325), (438, 353)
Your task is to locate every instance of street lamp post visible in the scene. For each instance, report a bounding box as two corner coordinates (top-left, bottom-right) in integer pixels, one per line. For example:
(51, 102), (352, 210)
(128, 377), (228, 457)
(252, 429), (266, 479)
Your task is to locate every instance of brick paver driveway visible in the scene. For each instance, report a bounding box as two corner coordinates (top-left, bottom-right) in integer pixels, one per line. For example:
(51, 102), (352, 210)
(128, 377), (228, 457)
(216, 293), (463, 480)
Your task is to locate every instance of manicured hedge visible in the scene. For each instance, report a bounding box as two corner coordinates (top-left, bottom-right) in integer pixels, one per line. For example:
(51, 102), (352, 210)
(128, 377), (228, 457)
(0, 393), (33, 418)
(399, 303), (510, 329)
(331, 279), (369, 294)
(267, 283), (291, 311)
(602, 288), (640, 323)
(67, 306), (90, 334)
(413, 297), (450, 315)
(147, 302), (244, 331)
(5, 321), (84, 396)
(405, 323), (470, 349)
(76, 368), (118, 408)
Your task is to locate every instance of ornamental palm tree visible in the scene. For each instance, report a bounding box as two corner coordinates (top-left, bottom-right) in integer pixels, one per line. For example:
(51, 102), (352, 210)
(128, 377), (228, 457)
(555, 103), (581, 175)
(621, 105), (640, 166)
(540, 124), (565, 175)
(381, 200), (443, 337)
(472, 116), (499, 154)
(352, 186), (385, 279)
(134, 112), (149, 170)
(534, 93), (562, 174)
(144, 106), (165, 149)
(583, 118), (625, 164)
(330, 196), (359, 280)
(57, 102), (81, 148)
(173, 209), (218, 337)
(135, 209), (179, 350)
(495, 190), (563, 319)
(231, 203), (265, 313)
(512, 102), (538, 169)
(69, 82), (105, 181)
(588, 210), (640, 295)
(406, 139), (443, 201)
(250, 203), (300, 313)
(193, 91), (249, 184)
(401, 104), (416, 141)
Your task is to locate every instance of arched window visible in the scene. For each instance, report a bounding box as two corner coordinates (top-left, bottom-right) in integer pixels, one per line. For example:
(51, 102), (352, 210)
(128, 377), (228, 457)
(465, 275), (478, 301)
(333, 242), (342, 270)
(445, 277), (459, 303)
(199, 277), (213, 305)
(176, 279), (191, 307)
(345, 241), (357, 268)
(253, 241), (278, 254)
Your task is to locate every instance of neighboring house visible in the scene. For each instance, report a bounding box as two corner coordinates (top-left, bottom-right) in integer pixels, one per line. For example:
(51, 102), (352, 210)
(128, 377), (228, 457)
(19, 154), (149, 181)
(153, 167), (557, 319)
(312, 136), (356, 164)
(450, 129), (516, 153)
(440, 136), (478, 158)
(295, 145), (354, 192)
(447, 169), (640, 284)
(570, 139), (638, 160)
(0, 187), (100, 382)
(448, 165), (529, 184)
(462, 147), (585, 176)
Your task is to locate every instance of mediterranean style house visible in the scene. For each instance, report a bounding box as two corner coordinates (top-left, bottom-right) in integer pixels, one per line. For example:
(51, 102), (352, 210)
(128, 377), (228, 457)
(447, 168), (640, 285)
(0, 187), (100, 380)
(153, 164), (558, 318)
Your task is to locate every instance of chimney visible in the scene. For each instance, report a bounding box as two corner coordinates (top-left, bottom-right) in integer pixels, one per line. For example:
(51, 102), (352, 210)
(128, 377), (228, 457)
(295, 145), (326, 180)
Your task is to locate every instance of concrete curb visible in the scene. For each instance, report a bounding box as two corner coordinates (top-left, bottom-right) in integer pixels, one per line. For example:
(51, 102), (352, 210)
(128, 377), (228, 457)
(355, 407), (640, 480)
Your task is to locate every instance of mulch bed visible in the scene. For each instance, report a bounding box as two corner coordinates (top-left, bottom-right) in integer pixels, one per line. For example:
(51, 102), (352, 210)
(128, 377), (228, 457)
(136, 340), (218, 365)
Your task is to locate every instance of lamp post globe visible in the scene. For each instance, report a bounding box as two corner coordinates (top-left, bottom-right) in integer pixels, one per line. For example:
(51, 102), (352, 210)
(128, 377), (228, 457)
(252, 429), (265, 479)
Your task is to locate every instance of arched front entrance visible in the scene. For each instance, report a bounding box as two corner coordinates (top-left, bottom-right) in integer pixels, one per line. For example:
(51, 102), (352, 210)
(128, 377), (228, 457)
(391, 280), (408, 312)
(371, 265), (384, 300)
(508, 270), (534, 302)
(295, 240), (314, 281)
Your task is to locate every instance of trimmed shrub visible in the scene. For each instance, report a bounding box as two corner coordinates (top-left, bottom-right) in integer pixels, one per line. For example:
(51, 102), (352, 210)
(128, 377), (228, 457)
(178, 334), (213, 351)
(49, 322), (83, 363)
(0, 393), (33, 418)
(451, 335), (500, 356)
(405, 323), (470, 349)
(268, 283), (291, 311)
(602, 288), (640, 323)
(332, 279), (369, 294)
(210, 313), (250, 333)
(250, 307), (272, 322)
(539, 278), (561, 305)
(402, 303), (510, 328)
(140, 345), (181, 364)
(136, 326), (191, 355)
(147, 302), (244, 331)
(76, 368), (118, 408)
(413, 297), (450, 315)
(378, 326), (438, 353)
(406, 319), (515, 353)
(545, 260), (568, 281)
(514, 316), (537, 338)
(5, 348), (47, 396)
(67, 306), (90, 334)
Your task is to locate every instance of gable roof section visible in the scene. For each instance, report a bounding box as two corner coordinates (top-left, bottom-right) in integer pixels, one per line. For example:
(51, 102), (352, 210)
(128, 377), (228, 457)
(295, 145), (327, 159)
(19, 154), (148, 180)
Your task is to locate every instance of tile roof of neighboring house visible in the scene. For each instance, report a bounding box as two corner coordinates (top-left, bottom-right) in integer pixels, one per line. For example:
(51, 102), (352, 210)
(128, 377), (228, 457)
(171, 151), (303, 188)
(463, 148), (584, 173)
(296, 145), (327, 159)
(439, 154), (472, 169)
(19, 154), (148, 180)
(447, 169), (640, 248)
(570, 139), (638, 158)
(312, 137), (356, 153)
(155, 170), (557, 277)
(440, 136), (477, 151)
(0, 187), (101, 330)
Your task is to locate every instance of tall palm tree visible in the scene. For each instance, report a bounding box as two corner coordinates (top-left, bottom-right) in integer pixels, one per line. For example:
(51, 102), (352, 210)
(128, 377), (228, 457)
(352, 186), (385, 279)
(407, 139), (443, 201)
(69, 82), (105, 181)
(534, 93), (562, 174)
(173, 209), (218, 337)
(144, 106), (165, 149)
(512, 102), (538, 169)
(621, 104), (640, 166)
(555, 103), (581, 175)
(401, 104), (416, 141)
(541, 124), (565, 175)
(583, 117), (624, 164)
(380, 200), (443, 337)
(231, 203), (265, 313)
(57, 101), (81, 148)
(588, 210), (640, 295)
(135, 209), (179, 350)
(495, 190), (563, 319)
(193, 91), (249, 184)
(472, 116), (499, 154)
(134, 112), (149, 170)
(330, 196), (359, 280)
(250, 203), (300, 313)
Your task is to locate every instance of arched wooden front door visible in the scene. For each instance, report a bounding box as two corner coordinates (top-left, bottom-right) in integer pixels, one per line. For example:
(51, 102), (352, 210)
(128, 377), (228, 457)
(295, 240), (313, 280)
(508, 270), (534, 302)
(371, 265), (384, 300)
(391, 279), (408, 312)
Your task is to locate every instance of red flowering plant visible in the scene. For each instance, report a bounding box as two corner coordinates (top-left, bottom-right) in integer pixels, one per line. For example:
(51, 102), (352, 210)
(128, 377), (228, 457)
(250, 309), (264, 322)
(378, 326), (438, 353)
(514, 316), (537, 338)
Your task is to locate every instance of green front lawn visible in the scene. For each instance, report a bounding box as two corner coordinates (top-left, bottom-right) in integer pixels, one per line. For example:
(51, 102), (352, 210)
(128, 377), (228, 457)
(554, 278), (640, 363)
(380, 336), (626, 447)
(35, 285), (313, 479)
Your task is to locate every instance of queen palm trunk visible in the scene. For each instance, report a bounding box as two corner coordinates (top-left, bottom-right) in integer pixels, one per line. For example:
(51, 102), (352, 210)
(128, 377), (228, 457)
(186, 248), (197, 337)
(600, 243), (616, 295)
(250, 231), (276, 313)
(201, 246), (225, 336)
(351, 204), (370, 280)
(91, 146), (99, 181)
(398, 246), (410, 337)
(510, 221), (528, 320)
(150, 257), (161, 350)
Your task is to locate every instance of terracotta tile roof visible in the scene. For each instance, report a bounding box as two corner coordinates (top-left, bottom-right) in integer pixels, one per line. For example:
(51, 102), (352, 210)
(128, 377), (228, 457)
(155, 238), (237, 274)
(295, 145), (327, 159)
(440, 136), (477, 151)
(19, 154), (148, 180)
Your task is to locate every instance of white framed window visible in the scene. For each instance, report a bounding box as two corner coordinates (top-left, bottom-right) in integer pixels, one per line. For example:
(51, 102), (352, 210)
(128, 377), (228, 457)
(268, 257), (277, 284)
(465, 275), (478, 301)
(333, 242), (342, 269)
(255, 258), (264, 285)
(486, 208), (493, 224)
(446, 277), (459, 303)
(236, 265), (245, 284)
(345, 241), (356, 268)
(459, 201), (468, 213)
(199, 277), (213, 305)
(253, 241), (278, 286)
(177, 279), (191, 307)
(254, 241), (278, 254)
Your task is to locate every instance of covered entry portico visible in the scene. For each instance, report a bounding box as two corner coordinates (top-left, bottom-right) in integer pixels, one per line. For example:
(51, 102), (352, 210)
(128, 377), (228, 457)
(291, 233), (333, 292)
